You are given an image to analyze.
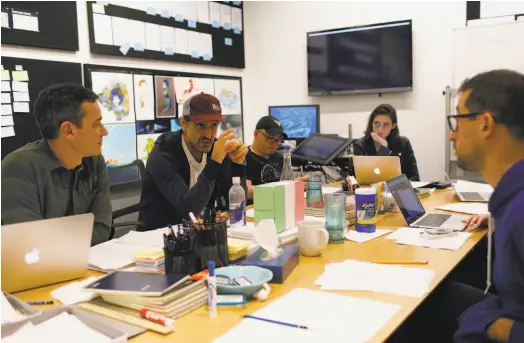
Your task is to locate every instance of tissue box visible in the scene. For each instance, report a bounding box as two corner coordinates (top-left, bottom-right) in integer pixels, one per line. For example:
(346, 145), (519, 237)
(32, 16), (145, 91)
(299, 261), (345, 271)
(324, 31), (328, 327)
(254, 181), (297, 233)
(242, 245), (300, 284)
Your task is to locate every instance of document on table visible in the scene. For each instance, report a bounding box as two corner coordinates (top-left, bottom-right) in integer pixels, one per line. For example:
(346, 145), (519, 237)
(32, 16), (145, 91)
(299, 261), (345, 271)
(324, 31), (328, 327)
(437, 202), (489, 215)
(88, 239), (155, 271)
(1, 292), (26, 324)
(315, 260), (435, 298)
(213, 288), (401, 343)
(115, 227), (170, 248)
(410, 181), (432, 189)
(387, 227), (472, 251)
(344, 229), (392, 243)
(2, 312), (112, 343)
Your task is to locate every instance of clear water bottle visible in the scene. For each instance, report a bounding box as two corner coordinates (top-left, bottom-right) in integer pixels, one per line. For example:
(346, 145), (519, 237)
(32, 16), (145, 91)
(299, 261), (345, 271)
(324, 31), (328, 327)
(280, 146), (294, 181)
(229, 177), (246, 228)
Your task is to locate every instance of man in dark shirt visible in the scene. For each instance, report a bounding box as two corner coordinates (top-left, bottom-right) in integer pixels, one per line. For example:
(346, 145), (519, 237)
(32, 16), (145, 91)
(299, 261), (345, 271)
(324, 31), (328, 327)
(1, 83), (111, 246)
(138, 93), (248, 230)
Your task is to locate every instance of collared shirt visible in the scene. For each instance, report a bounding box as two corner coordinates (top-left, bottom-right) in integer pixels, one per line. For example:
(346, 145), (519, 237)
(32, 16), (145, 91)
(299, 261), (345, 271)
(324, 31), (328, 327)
(1, 140), (112, 246)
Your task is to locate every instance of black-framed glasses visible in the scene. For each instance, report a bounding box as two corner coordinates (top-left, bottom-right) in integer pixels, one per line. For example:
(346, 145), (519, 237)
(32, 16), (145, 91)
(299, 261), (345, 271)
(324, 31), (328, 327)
(446, 112), (485, 132)
(258, 130), (282, 144)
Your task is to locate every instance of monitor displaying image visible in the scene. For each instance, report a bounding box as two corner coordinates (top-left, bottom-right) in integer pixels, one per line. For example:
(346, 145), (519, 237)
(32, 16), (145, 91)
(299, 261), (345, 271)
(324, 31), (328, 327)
(268, 105), (320, 139)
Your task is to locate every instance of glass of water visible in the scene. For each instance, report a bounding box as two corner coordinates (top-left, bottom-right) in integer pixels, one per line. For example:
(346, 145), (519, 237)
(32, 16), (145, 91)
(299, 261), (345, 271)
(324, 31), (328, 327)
(324, 193), (347, 244)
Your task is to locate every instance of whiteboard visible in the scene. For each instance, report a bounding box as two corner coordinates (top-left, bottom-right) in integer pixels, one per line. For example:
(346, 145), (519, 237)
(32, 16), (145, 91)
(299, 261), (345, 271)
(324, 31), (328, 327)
(453, 21), (524, 87)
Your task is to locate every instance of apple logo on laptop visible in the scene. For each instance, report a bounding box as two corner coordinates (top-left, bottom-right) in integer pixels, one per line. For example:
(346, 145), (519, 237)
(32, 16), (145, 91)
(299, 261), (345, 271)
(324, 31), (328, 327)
(25, 248), (40, 265)
(374, 168), (381, 175)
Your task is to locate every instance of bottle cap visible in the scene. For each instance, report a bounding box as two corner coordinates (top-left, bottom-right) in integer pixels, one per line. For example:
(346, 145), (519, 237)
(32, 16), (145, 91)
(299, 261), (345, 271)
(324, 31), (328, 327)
(208, 261), (216, 276)
(232, 176), (240, 184)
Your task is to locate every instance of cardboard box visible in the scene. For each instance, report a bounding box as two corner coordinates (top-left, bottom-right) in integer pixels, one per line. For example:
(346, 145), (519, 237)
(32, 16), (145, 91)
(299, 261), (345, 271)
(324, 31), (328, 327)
(254, 182), (296, 233)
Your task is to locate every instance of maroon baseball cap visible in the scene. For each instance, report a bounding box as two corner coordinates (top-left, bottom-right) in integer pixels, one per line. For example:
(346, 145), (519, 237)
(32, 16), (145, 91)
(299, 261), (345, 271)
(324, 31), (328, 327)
(182, 92), (225, 123)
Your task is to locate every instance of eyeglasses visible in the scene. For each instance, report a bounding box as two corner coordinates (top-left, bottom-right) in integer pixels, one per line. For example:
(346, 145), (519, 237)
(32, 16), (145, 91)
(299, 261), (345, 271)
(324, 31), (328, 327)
(446, 112), (485, 132)
(373, 121), (391, 129)
(258, 130), (281, 144)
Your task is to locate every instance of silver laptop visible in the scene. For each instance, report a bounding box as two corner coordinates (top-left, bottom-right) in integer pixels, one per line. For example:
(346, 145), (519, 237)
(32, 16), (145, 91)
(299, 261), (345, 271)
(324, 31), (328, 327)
(1, 213), (94, 293)
(445, 173), (491, 202)
(386, 175), (467, 231)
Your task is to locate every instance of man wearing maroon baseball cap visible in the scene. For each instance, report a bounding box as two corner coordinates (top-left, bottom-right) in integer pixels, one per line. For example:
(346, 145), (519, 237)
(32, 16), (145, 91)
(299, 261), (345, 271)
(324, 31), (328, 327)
(138, 93), (248, 230)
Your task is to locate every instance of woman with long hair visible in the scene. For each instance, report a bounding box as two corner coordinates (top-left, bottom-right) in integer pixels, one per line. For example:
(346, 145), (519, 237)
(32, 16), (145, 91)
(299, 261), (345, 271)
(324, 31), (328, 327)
(354, 104), (420, 180)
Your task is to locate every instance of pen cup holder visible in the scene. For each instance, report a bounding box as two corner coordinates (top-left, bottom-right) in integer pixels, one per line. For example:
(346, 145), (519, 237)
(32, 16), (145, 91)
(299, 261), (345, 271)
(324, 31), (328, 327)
(164, 248), (198, 275)
(194, 220), (229, 271)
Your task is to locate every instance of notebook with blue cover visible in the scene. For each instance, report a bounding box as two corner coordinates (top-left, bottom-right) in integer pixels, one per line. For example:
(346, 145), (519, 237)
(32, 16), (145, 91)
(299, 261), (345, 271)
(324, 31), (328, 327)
(84, 271), (189, 297)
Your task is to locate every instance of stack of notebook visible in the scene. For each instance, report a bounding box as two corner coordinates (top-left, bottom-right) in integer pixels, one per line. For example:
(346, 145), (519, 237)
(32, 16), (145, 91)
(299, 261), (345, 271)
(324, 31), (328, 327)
(132, 249), (165, 274)
(83, 271), (207, 319)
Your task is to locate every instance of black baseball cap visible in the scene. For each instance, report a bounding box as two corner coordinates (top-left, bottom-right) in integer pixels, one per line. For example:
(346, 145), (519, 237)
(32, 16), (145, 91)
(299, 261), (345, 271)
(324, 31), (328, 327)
(256, 116), (286, 136)
(182, 93), (225, 124)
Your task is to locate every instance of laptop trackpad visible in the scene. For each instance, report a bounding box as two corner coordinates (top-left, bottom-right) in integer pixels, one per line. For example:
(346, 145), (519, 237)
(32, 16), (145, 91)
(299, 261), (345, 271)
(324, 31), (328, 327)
(441, 215), (469, 231)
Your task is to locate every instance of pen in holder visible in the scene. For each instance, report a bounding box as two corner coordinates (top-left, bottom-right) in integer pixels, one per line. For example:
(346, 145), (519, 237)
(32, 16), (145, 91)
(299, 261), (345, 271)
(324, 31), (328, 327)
(164, 226), (198, 275)
(194, 219), (229, 271)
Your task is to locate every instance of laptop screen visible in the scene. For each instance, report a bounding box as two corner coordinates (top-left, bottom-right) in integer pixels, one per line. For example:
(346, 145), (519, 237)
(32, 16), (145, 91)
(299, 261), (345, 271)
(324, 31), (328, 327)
(386, 175), (425, 224)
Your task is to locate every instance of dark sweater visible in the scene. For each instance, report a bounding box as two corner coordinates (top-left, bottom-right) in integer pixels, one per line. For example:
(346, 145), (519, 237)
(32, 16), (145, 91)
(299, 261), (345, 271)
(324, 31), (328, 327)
(454, 159), (524, 343)
(353, 135), (420, 181)
(138, 130), (246, 230)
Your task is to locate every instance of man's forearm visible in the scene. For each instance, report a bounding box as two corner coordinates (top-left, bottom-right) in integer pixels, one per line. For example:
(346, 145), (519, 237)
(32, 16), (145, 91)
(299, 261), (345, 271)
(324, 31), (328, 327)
(91, 222), (111, 246)
(487, 318), (514, 342)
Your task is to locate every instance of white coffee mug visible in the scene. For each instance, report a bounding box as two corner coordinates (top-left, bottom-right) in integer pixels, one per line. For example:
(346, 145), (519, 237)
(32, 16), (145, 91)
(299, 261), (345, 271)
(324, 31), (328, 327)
(298, 220), (329, 257)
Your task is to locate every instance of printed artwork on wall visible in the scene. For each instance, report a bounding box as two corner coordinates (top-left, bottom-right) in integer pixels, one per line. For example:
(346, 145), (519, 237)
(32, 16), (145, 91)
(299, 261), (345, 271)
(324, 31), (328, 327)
(91, 72), (136, 124)
(174, 77), (215, 105)
(102, 124), (137, 167)
(213, 79), (241, 115)
(136, 119), (171, 134)
(171, 118), (181, 132)
(133, 74), (155, 120)
(137, 133), (161, 165)
(217, 114), (243, 141)
(154, 76), (176, 118)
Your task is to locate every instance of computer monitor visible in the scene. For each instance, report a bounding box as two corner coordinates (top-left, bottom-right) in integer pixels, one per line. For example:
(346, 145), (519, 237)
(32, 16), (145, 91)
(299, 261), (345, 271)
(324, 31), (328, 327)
(292, 133), (352, 165)
(268, 105), (320, 140)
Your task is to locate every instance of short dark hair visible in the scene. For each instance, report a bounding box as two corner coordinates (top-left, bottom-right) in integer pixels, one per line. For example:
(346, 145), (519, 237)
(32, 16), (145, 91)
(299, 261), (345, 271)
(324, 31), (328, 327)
(33, 83), (98, 140)
(459, 69), (524, 141)
(364, 104), (400, 141)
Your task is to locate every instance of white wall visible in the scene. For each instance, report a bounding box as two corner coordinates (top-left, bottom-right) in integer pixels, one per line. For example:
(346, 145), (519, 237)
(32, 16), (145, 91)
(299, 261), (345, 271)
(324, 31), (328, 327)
(242, 1), (467, 181)
(1, 2), (245, 85)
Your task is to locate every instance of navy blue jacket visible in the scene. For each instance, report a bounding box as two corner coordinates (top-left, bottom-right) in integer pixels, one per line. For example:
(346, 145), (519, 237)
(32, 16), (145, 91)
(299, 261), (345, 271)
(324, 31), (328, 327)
(138, 130), (246, 230)
(455, 159), (524, 342)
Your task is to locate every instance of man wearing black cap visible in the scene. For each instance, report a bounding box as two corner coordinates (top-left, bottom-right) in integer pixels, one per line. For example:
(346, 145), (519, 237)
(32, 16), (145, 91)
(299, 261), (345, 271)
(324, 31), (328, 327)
(138, 93), (248, 230)
(245, 116), (305, 202)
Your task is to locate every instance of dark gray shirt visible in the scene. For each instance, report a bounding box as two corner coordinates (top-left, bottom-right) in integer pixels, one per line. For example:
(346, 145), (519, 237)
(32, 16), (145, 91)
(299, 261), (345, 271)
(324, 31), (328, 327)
(1, 140), (112, 246)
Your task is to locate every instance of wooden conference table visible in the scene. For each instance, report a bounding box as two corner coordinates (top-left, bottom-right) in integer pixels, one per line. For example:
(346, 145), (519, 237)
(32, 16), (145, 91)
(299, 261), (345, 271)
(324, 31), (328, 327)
(14, 188), (486, 343)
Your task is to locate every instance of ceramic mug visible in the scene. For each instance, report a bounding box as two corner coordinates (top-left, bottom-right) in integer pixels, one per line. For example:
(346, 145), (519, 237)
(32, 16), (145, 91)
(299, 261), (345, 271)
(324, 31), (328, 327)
(298, 220), (329, 257)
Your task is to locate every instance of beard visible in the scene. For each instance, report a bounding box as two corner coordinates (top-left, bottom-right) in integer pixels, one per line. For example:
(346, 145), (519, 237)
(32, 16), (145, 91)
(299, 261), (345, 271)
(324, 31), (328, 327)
(196, 138), (213, 153)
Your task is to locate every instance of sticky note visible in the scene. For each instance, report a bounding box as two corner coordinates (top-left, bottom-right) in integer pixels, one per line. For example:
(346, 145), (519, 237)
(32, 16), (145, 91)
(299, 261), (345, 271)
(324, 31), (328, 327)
(1, 70), (10, 81)
(160, 10), (169, 18)
(2, 104), (12, 115)
(12, 71), (28, 82)
(1, 93), (11, 104)
(225, 38), (232, 46)
(13, 102), (30, 113)
(164, 47), (174, 55)
(15, 65), (23, 71)
(119, 43), (130, 55)
(203, 54), (212, 61)
(146, 7), (156, 15)
(191, 50), (199, 58)
(92, 3), (105, 14)
(1, 126), (15, 138)
(188, 20), (196, 28)
(175, 14), (184, 22)
(13, 92), (29, 102)
(224, 23), (231, 30)
(234, 27), (241, 34)
(212, 20), (220, 28)
(134, 42), (144, 51)
(1, 81), (10, 92)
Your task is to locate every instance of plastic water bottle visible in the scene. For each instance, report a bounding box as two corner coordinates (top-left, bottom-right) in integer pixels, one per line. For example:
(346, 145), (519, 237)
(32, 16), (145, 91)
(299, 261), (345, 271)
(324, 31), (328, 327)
(280, 146), (294, 181)
(229, 177), (246, 228)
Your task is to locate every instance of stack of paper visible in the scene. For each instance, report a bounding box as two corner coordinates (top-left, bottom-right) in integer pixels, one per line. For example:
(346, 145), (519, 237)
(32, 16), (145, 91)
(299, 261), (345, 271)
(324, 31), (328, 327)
(2, 313), (112, 343)
(315, 260), (435, 297)
(1, 292), (26, 324)
(214, 288), (401, 343)
(50, 277), (100, 305)
(387, 227), (472, 251)
(116, 227), (170, 248)
(437, 202), (489, 215)
(88, 239), (152, 272)
(133, 249), (165, 274)
(344, 229), (392, 243)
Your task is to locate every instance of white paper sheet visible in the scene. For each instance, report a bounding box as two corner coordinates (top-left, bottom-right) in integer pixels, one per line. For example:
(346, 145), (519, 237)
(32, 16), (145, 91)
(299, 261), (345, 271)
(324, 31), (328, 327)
(197, 1), (210, 24)
(13, 92), (29, 102)
(1, 11), (9, 28)
(92, 3), (105, 14)
(1, 92), (11, 104)
(12, 12), (39, 32)
(200, 33), (213, 58)
(13, 102), (30, 113)
(185, 1), (197, 22)
(93, 13), (113, 45)
(116, 227), (171, 248)
(246, 208), (255, 218)
(315, 260), (435, 298)
(1, 293), (26, 324)
(437, 202), (489, 215)
(344, 229), (392, 243)
(2, 104), (13, 115)
(454, 180), (494, 193)
(1, 126), (15, 138)
(88, 239), (153, 271)
(145, 23), (161, 51)
(50, 277), (100, 305)
(231, 7), (242, 30)
(2, 81), (11, 92)
(159, 26), (175, 52)
(128, 19), (146, 49)
(187, 30), (200, 56)
(219, 4), (231, 28)
(11, 81), (28, 93)
(387, 227), (472, 251)
(111, 16), (130, 47)
(410, 181), (432, 189)
(209, 2), (220, 25)
(2, 115), (14, 126)
(214, 288), (401, 343)
(174, 28), (189, 55)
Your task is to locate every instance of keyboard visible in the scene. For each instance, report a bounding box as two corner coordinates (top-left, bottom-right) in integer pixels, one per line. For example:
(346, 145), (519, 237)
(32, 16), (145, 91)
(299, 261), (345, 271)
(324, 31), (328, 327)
(459, 192), (486, 201)
(416, 213), (452, 228)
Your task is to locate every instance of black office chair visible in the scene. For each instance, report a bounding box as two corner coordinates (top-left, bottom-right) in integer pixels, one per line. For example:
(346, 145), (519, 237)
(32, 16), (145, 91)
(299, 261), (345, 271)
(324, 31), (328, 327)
(109, 159), (146, 239)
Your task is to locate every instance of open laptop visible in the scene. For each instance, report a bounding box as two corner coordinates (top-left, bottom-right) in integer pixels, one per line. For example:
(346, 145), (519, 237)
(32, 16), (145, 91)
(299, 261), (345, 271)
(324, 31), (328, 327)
(1, 213), (94, 293)
(386, 174), (468, 231)
(353, 156), (401, 185)
(445, 173), (491, 202)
